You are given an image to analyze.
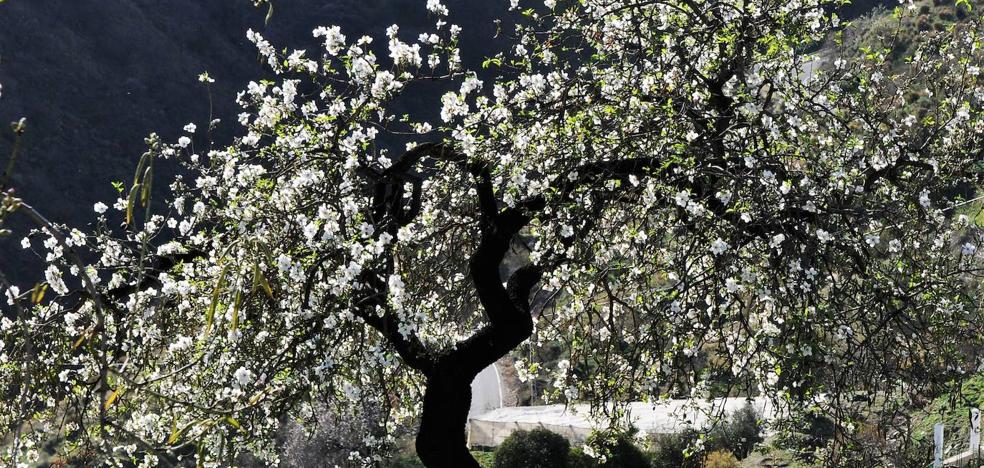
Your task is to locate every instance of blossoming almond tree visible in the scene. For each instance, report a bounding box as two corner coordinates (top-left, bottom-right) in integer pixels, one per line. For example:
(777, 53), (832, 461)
(4, 0), (984, 466)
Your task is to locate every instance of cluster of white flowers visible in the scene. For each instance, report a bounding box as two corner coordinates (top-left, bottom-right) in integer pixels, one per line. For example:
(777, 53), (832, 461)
(6, 1), (984, 465)
(314, 25), (346, 55)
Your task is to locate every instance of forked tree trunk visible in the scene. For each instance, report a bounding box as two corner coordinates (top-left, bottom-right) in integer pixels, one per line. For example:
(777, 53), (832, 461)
(413, 322), (535, 466)
(367, 146), (544, 467)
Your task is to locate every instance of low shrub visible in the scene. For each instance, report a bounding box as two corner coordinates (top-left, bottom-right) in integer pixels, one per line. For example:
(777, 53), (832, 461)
(386, 451), (494, 467)
(386, 454), (426, 468)
(472, 451), (496, 467)
(598, 436), (649, 468)
(649, 431), (699, 468)
(772, 413), (836, 463)
(493, 428), (570, 468)
(707, 403), (763, 458)
(570, 432), (649, 468)
(650, 404), (763, 467)
(705, 450), (741, 468)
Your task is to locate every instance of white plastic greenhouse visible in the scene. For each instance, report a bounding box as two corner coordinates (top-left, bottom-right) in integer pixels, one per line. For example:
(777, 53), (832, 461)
(467, 398), (774, 448)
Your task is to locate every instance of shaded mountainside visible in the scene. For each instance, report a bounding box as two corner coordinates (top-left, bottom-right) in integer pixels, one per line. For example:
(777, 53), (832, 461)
(838, 0), (897, 19)
(0, 0), (508, 283)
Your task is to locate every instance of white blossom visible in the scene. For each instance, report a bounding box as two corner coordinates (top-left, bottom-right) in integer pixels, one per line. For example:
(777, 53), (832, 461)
(313, 25), (347, 56)
(426, 0), (449, 15)
(710, 238), (729, 256)
(963, 243), (977, 256)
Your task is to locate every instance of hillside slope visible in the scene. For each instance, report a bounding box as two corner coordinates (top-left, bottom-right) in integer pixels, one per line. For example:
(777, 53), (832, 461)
(0, 0), (505, 282)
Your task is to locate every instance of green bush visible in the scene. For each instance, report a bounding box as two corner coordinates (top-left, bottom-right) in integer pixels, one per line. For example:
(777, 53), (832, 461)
(386, 454), (426, 468)
(493, 429), (570, 468)
(386, 451), (494, 467)
(472, 451), (496, 467)
(706, 403), (763, 458)
(598, 436), (649, 468)
(909, 374), (984, 464)
(773, 413), (836, 463)
(570, 432), (649, 468)
(705, 450), (741, 468)
(569, 447), (594, 468)
(649, 431), (699, 468)
(650, 404), (764, 467)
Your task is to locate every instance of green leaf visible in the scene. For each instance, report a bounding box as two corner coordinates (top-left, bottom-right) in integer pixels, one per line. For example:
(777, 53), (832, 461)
(482, 57), (502, 69)
(248, 390), (266, 405)
(132, 151), (150, 188)
(252, 262), (274, 298)
(125, 184), (141, 225)
(167, 420), (201, 445)
(265, 1), (274, 26)
(104, 387), (123, 410)
(224, 416), (243, 431)
(30, 282), (47, 304)
(166, 421), (180, 445)
(72, 329), (91, 349)
(230, 288), (242, 332)
(206, 264), (231, 331)
(141, 165), (153, 206)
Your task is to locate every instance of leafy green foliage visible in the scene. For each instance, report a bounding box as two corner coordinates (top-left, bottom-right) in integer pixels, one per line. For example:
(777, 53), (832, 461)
(710, 404), (764, 459)
(649, 432), (696, 468)
(570, 434), (649, 468)
(705, 450), (741, 468)
(772, 413), (837, 462)
(908, 374), (984, 461)
(493, 429), (570, 468)
(388, 451), (494, 467)
(650, 405), (763, 467)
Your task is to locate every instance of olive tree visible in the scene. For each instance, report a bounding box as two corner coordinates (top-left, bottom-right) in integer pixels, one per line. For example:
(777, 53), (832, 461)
(4, 0), (984, 466)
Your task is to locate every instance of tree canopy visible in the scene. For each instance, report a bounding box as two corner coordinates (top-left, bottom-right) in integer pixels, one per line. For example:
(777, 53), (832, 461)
(4, 0), (984, 466)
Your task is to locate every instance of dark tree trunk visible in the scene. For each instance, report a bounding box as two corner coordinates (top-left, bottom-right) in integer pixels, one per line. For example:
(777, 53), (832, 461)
(415, 373), (481, 468)
(365, 145), (546, 467)
(412, 317), (537, 466)
(368, 143), (695, 468)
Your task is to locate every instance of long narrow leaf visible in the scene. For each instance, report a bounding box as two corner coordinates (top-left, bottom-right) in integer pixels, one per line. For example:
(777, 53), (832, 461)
(206, 264), (231, 331)
(252, 262), (274, 298)
(104, 387), (123, 410)
(230, 288), (242, 332)
(125, 184), (141, 225)
(132, 151), (150, 187)
(140, 165), (153, 206)
(31, 282), (47, 304)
